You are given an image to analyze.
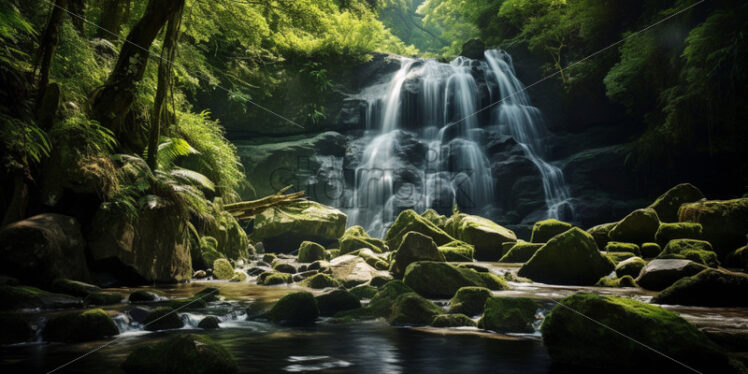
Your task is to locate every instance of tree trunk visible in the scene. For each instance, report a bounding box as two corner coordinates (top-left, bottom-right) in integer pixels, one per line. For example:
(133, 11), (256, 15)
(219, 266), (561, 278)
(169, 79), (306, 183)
(1, 174), (30, 227)
(146, 1), (184, 170)
(68, 0), (85, 34)
(34, 0), (68, 107)
(97, 0), (129, 40)
(91, 0), (184, 133)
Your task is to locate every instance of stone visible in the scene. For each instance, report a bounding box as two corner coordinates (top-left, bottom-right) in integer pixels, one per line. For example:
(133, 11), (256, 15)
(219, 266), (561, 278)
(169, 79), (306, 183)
(615, 257), (646, 278)
(297, 241), (327, 263)
(389, 231), (446, 278)
(300, 273), (341, 289)
(586, 222), (616, 249)
(678, 198), (748, 256)
(257, 272), (293, 285)
(338, 225), (387, 254)
(315, 289), (361, 316)
(329, 255), (390, 288)
(518, 228), (614, 285)
(448, 286), (492, 316)
(0, 285), (81, 310)
(84, 292), (124, 305)
(647, 183), (705, 222)
(349, 285), (378, 299)
(213, 259), (235, 280)
(445, 213), (517, 261)
(604, 241), (641, 256)
(198, 316), (220, 329)
(460, 38), (485, 59)
(385, 209), (455, 249)
(421, 209), (447, 228)
(478, 297), (538, 333)
(652, 269), (748, 307)
(530, 219), (573, 243)
(499, 242), (543, 263)
(144, 307), (184, 331)
(251, 200), (347, 252)
(403, 261), (508, 299)
(595, 275), (637, 287)
(541, 293), (731, 372)
(272, 262), (297, 274)
(128, 290), (160, 303)
(268, 292), (319, 326)
(350, 248), (389, 270)
(388, 292), (444, 326)
(51, 278), (101, 297)
(635, 259), (707, 291)
(122, 334), (238, 374)
(604, 251), (636, 264)
(640, 242), (662, 258)
(657, 239), (719, 267)
(42, 308), (118, 342)
(608, 208), (660, 244)
(431, 314), (476, 328)
(437, 240), (475, 262)
(655, 222), (703, 246)
(193, 270), (208, 279)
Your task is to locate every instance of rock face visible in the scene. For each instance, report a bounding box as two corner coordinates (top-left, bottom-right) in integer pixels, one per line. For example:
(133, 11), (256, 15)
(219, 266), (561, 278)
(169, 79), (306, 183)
(478, 297), (538, 333)
(445, 213), (517, 261)
(499, 242), (543, 263)
(657, 239), (719, 267)
(655, 222), (703, 246)
(541, 293), (732, 372)
(269, 292), (319, 326)
(647, 183), (705, 222)
(518, 228), (614, 285)
(653, 269), (748, 307)
(402, 261), (508, 299)
(88, 201), (192, 284)
(635, 259), (707, 291)
(122, 334), (238, 374)
(678, 198), (748, 256)
(251, 200), (347, 252)
(338, 225), (387, 254)
(384, 209), (455, 249)
(329, 255), (390, 288)
(42, 308), (118, 342)
(389, 232), (446, 278)
(608, 208), (660, 244)
(0, 214), (90, 285)
(530, 219), (572, 243)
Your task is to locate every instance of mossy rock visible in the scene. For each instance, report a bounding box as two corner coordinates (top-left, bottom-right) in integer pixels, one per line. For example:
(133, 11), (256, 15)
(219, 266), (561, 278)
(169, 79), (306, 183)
(541, 293), (731, 372)
(300, 273), (341, 289)
(370, 275), (392, 288)
(338, 226), (387, 254)
(251, 200), (347, 252)
(201, 236), (219, 251)
(421, 209), (447, 228)
(335, 280), (414, 321)
(655, 222), (703, 246)
(84, 292), (124, 305)
(678, 198), (748, 256)
(51, 278), (101, 297)
(530, 219), (572, 243)
(213, 258), (235, 280)
(518, 228), (614, 285)
(657, 239), (719, 267)
(635, 259), (708, 291)
(640, 242), (662, 258)
(0, 312), (34, 344)
(272, 262), (297, 274)
(297, 241), (327, 263)
(586, 222), (616, 249)
(122, 334), (238, 374)
(385, 209), (456, 249)
(268, 292), (319, 326)
(648, 183), (704, 222)
(351, 248), (389, 270)
(604, 241), (641, 256)
(257, 272), (293, 285)
(615, 257), (646, 278)
(445, 213), (516, 261)
(349, 284), (378, 299)
(129, 290), (160, 303)
(595, 275), (637, 288)
(388, 292), (444, 326)
(0, 284), (81, 310)
(198, 316), (220, 329)
(499, 242), (543, 263)
(478, 297), (538, 333)
(144, 307), (184, 331)
(315, 289), (361, 316)
(403, 261), (508, 299)
(262, 253), (277, 263)
(725, 245), (748, 272)
(438, 240), (475, 262)
(608, 208), (660, 244)
(604, 251), (636, 265)
(201, 249), (225, 270)
(448, 286), (492, 316)
(43, 308), (118, 342)
(390, 231), (446, 278)
(229, 272), (247, 282)
(652, 269), (748, 307)
(431, 313), (476, 328)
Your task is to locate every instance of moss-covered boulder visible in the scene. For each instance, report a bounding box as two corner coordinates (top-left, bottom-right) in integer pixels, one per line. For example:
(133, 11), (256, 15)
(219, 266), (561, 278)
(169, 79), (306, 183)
(608, 208), (660, 244)
(338, 226), (387, 254)
(604, 251), (636, 264)
(388, 292), (444, 326)
(586, 222), (616, 249)
(385, 209), (455, 249)
(122, 334), (238, 374)
(0, 285), (81, 310)
(499, 242), (543, 263)
(448, 286), (492, 316)
(297, 241), (327, 263)
(251, 200), (347, 252)
(541, 293), (731, 372)
(350, 248), (389, 270)
(85, 292), (124, 305)
(615, 256), (646, 278)
(144, 307), (184, 331)
(635, 259), (707, 291)
(51, 278), (101, 297)
(604, 241), (641, 256)
(478, 297), (538, 333)
(437, 240), (475, 262)
(257, 271), (293, 285)
(403, 261), (508, 299)
(595, 275), (637, 287)
(43, 308), (118, 342)
(268, 292), (319, 326)
(518, 228), (614, 285)
(349, 284), (378, 299)
(726, 244), (748, 272)
(0, 214), (90, 286)
(389, 231), (446, 278)
(315, 289), (361, 316)
(640, 242), (662, 258)
(445, 213), (517, 260)
(431, 313), (476, 328)
(329, 255), (390, 288)
(421, 209), (447, 228)
(655, 222), (703, 246)
(212, 258), (235, 280)
(300, 273), (341, 289)
(198, 316), (220, 329)
(657, 239), (719, 267)
(652, 269), (748, 307)
(0, 312), (33, 344)
(272, 262), (297, 274)
(648, 183), (705, 222)
(678, 198), (748, 256)
(530, 219), (573, 243)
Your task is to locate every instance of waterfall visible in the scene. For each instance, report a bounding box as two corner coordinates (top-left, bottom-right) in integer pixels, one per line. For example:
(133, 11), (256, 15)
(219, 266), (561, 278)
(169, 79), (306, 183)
(347, 50), (572, 237)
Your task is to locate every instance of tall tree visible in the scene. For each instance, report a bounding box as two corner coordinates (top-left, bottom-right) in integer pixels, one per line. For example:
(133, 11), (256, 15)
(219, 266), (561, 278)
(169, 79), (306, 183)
(97, 0), (130, 40)
(68, 0), (85, 33)
(34, 0), (67, 108)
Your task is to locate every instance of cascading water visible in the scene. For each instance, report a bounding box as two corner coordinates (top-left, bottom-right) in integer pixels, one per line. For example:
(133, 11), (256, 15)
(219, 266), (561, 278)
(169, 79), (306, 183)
(347, 50), (572, 237)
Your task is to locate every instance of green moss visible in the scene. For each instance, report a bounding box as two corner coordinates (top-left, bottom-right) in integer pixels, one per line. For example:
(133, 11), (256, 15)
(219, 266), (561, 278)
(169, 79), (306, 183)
(349, 284), (378, 299)
(530, 219), (573, 243)
(652, 269), (748, 307)
(478, 297), (538, 333)
(268, 292), (319, 326)
(403, 261), (508, 299)
(608, 208), (660, 244)
(338, 225), (387, 254)
(43, 308), (118, 342)
(449, 286), (492, 316)
(444, 213), (516, 261)
(678, 198), (748, 257)
(421, 209), (447, 228)
(586, 222), (616, 249)
(615, 257), (646, 278)
(431, 313), (476, 328)
(0, 285), (80, 310)
(129, 290), (160, 303)
(350, 248), (390, 270)
(384, 209), (456, 249)
(388, 292), (444, 326)
(144, 307), (184, 331)
(647, 183), (704, 222)
(272, 262), (297, 274)
(197, 316), (220, 329)
(604, 241), (641, 256)
(213, 258), (235, 280)
(725, 245), (748, 271)
(229, 272), (247, 282)
(640, 242), (662, 258)
(297, 241), (327, 263)
(336, 280), (414, 320)
(258, 272), (293, 285)
(595, 275), (637, 287)
(499, 242), (543, 263)
(438, 240), (475, 262)
(655, 222), (703, 246)
(84, 292), (124, 305)
(315, 289), (361, 316)
(202, 249), (225, 269)
(122, 334), (238, 374)
(389, 231), (446, 278)
(262, 253), (277, 263)
(605, 252), (636, 264)
(658, 239), (719, 267)
(201, 236), (219, 252)
(250, 200), (347, 252)
(300, 273), (341, 289)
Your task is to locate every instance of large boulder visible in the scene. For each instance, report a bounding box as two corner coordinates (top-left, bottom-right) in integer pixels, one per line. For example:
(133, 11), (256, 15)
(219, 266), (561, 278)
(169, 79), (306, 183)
(655, 222), (703, 246)
(388, 292), (445, 326)
(268, 292), (319, 326)
(87, 200), (192, 284)
(144, 307), (184, 331)
(460, 38), (485, 59)
(541, 293), (732, 372)
(122, 334), (238, 374)
(42, 308), (118, 342)
(678, 198), (748, 256)
(300, 273), (341, 289)
(251, 200), (346, 252)
(498, 242), (543, 263)
(530, 219), (572, 243)
(615, 257), (646, 278)
(608, 208), (660, 244)
(0, 285), (81, 310)
(328, 255), (390, 288)
(518, 228), (614, 285)
(635, 259), (707, 291)
(421, 209), (447, 228)
(445, 213), (517, 260)
(586, 222), (616, 249)
(384, 209), (455, 249)
(437, 240), (475, 262)
(657, 239), (719, 267)
(652, 269), (748, 307)
(647, 183), (705, 222)
(478, 297), (538, 333)
(338, 225), (387, 254)
(297, 241), (327, 263)
(315, 289), (360, 316)
(431, 313), (476, 328)
(389, 231), (446, 278)
(0, 214), (90, 285)
(402, 261), (508, 299)
(448, 286), (492, 316)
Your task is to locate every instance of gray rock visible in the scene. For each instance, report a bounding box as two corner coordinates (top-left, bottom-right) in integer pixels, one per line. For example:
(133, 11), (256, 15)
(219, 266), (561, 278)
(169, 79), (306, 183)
(635, 259), (707, 291)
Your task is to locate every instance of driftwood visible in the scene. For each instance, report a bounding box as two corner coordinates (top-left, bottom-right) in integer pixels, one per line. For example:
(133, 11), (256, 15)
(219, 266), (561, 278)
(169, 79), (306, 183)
(223, 186), (305, 220)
